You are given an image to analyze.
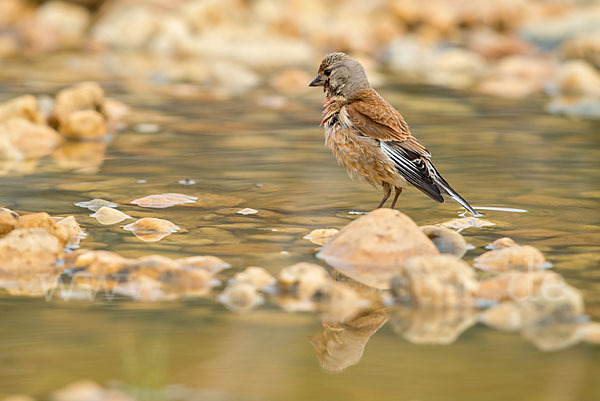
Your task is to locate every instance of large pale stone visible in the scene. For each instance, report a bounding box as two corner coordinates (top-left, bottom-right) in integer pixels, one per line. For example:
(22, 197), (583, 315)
(317, 209), (438, 289)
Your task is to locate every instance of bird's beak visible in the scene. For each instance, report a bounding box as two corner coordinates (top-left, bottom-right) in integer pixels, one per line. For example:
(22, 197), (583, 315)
(309, 75), (323, 87)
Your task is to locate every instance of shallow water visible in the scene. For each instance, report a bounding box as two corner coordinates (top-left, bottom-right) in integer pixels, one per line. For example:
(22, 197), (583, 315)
(1, 77), (600, 400)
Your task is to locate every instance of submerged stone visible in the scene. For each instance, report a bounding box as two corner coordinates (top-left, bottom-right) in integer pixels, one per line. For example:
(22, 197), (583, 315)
(131, 193), (197, 208)
(90, 206), (131, 225)
(317, 209), (438, 289)
(75, 198), (117, 211)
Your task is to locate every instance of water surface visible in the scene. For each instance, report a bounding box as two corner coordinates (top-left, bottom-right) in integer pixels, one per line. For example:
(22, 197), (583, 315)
(1, 77), (599, 400)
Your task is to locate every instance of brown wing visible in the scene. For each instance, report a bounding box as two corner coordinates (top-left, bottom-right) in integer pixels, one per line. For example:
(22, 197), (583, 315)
(345, 89), (445, 201)
(345, 89), (411, 141)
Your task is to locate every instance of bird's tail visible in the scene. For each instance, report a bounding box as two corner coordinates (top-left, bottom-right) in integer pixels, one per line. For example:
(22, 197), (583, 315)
(431, 166), (482, 217)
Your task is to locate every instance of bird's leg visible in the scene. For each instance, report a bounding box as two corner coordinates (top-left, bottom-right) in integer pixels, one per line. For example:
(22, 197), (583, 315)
(390, 187), (403, 209)
(377, 184), (392, 208)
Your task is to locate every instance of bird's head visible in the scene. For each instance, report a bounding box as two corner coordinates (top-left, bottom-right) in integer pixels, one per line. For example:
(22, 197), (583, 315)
(309, 52), (371, 100)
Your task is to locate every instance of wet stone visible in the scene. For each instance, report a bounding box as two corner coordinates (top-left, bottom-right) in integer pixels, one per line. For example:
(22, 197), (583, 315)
(420, 225), (468, 257)
(474, 245), (549, 273)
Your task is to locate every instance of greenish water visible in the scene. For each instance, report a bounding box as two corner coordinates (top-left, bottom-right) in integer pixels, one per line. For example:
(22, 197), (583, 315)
(1, 78), (600, 400)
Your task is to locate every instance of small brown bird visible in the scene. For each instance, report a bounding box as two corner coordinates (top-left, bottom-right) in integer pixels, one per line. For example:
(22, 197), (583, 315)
(309, 52), (481, 216)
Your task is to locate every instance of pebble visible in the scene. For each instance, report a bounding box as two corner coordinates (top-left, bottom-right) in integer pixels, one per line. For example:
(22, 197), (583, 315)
(123, 217), (180, 242)
(90, 206), (132, 225)
(302, 228), (339, 246)
(75, 199), (117, 211)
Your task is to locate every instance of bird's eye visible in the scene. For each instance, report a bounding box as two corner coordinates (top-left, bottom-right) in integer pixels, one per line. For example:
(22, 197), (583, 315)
(324, 69), (332, 76)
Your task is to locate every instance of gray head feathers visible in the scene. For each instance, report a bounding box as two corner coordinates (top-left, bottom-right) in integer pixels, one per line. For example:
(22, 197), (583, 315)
(319, 52), (371, 99)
